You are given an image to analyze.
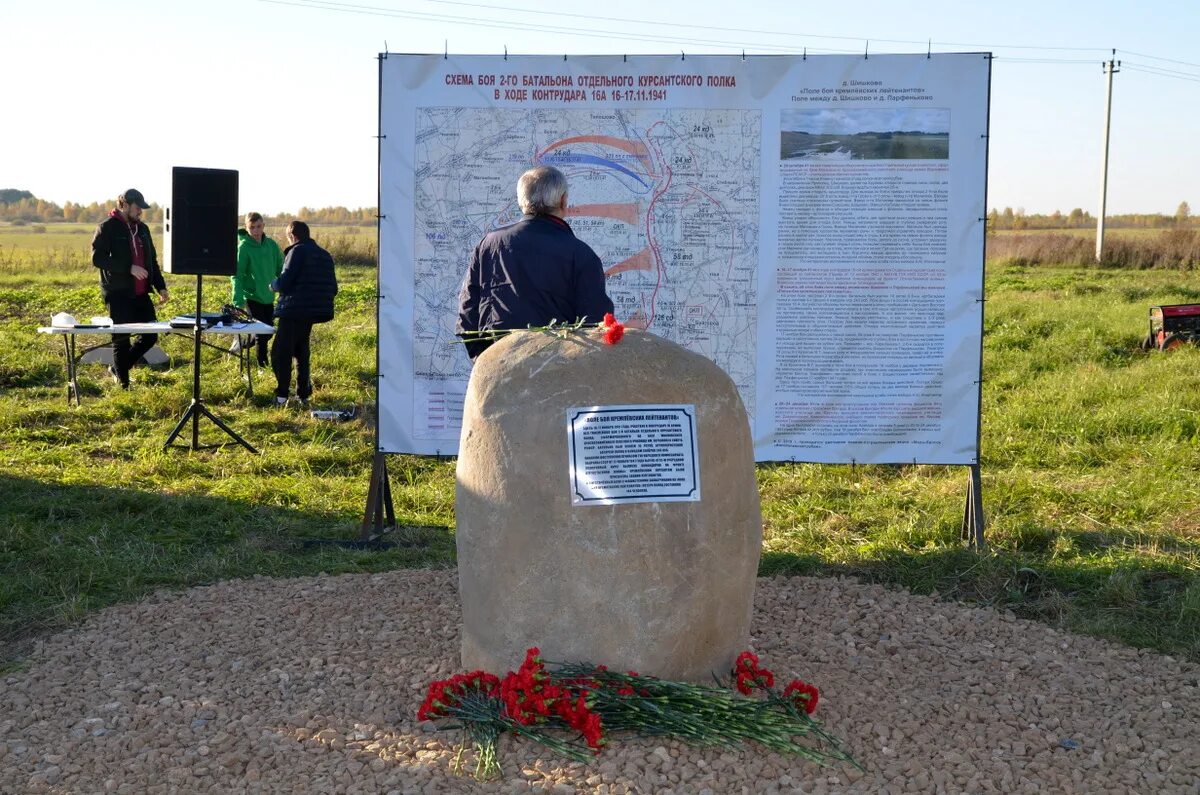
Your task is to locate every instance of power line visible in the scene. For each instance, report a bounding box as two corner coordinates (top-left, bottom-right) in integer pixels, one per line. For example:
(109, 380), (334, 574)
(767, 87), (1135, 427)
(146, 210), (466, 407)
(992, 57), (1101, 64)
(260, 0), (856, 54)
(378, 0), (936, 47)
(277, 0), (1110, 52)
(260, 0), (1194, 73)
(1118, 49), (1200, 70)
(1121, 61), (1200, 79)
(930, 40), (1104, 53)
(1124, 64), (1200, 84)
(413, 0), (1109, 54)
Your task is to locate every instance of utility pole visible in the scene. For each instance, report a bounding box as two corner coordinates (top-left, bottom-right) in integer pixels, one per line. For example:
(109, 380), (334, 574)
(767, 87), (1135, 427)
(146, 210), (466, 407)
(1096, 50), (1120, 263)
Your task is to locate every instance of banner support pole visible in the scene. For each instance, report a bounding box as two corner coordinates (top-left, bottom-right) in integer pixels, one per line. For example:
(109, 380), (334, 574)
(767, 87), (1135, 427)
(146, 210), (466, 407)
(961, 52), (994, 550)
(362, 50), (397, 541)
(960, 464), (985, 548)
(362, 450), (396, 540)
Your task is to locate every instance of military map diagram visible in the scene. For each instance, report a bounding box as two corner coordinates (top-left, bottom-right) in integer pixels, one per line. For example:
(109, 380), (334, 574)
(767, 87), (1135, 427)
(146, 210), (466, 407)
(411, 107), (761, 435)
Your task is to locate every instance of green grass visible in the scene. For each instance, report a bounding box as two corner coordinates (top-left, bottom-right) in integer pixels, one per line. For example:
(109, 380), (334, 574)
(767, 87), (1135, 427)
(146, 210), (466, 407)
(1, 228), (1199, 666)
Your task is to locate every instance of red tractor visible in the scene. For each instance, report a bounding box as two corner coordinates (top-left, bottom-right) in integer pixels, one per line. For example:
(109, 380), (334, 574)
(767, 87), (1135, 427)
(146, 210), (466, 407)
(1144, 304), (1200, 351)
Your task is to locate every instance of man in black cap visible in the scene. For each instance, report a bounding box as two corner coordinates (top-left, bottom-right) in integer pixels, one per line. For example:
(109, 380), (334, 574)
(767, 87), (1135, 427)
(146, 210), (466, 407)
(91, 189), (170, 388)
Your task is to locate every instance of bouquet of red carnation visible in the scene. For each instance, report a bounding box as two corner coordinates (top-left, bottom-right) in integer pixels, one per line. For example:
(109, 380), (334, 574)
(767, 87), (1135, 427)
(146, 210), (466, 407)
(417, 648), (602, 778)
(417, 648), (856, 780)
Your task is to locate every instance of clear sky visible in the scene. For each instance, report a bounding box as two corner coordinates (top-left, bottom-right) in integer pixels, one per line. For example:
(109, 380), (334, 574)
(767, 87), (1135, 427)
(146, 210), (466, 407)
(3, 0), (1196, 215)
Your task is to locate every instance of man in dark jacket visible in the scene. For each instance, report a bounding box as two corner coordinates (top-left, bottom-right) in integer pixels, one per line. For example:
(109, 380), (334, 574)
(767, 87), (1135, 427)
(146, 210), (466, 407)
(91, 188), (170, 388)
(269, 220), (337, 406)
(456, 165), (613, 360)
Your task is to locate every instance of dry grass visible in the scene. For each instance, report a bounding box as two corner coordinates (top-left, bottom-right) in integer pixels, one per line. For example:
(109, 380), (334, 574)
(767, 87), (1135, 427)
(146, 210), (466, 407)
(987, 229), (1200, 269)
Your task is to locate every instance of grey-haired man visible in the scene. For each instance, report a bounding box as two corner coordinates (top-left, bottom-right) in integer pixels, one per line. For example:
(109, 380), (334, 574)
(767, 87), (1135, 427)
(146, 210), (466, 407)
(456, 165), (613, 360)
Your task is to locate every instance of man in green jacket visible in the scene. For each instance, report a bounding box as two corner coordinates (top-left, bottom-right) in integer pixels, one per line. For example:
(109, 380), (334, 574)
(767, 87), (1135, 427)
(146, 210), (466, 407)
(232, 212), (284, 367)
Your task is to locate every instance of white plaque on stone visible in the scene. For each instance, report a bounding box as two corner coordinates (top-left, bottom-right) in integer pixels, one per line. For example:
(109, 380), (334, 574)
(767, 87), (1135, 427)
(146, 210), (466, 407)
(567, 404), (700, 505)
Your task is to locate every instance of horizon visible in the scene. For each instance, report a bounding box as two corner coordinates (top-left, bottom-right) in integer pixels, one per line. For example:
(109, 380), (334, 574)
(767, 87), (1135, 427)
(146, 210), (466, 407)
(0, 189), (1188, 219)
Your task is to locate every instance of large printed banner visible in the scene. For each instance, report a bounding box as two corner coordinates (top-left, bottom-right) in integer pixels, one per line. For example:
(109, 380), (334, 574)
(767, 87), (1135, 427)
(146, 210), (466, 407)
(379, 53), (989, 464)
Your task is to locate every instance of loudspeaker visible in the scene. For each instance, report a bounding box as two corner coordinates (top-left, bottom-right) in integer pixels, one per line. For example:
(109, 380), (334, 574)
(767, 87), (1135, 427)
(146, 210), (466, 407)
(164, 166), (238, 275)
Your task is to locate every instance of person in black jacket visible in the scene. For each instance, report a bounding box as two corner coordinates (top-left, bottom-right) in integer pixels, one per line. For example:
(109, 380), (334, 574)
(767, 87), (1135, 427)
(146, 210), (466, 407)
(456, 165), (614, 360)
(90, 188), (170, 388)
(269, 220), (337, 406)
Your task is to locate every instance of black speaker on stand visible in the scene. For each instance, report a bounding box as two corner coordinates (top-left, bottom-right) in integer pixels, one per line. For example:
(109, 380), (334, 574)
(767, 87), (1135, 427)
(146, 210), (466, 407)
(161, 166), (257, 454)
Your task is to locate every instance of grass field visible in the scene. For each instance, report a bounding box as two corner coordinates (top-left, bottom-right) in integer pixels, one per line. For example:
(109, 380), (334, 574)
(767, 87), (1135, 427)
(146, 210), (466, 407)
(0, 222), (376, 278)
(991, 227), (1169, 238)
(2, 225), (1199, 670)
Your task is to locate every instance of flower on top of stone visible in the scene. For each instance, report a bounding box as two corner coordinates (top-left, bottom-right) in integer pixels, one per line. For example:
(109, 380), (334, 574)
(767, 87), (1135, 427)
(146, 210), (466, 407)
(601, 313), (625, 345)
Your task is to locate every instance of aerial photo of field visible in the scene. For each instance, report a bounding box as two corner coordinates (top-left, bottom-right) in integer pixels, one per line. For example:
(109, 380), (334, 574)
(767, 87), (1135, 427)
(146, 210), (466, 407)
(781, 107), (950, 160)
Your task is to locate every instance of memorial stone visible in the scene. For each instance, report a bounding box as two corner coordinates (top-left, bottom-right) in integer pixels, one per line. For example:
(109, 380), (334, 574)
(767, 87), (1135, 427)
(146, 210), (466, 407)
(456, 329), (762, 681)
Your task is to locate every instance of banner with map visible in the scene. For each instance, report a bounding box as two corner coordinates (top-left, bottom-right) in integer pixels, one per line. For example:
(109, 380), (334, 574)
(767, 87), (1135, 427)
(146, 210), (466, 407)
(378, 53), (989, 464)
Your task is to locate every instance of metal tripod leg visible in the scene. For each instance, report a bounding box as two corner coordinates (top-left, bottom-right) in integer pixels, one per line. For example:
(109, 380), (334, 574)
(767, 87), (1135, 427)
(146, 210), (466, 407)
(163, 399), (259, 453)
(162, 274), (259, 454)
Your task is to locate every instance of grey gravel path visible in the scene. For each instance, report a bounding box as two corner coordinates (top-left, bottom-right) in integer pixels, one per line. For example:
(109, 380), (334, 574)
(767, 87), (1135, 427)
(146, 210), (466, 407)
(1, 569), (1197, 793)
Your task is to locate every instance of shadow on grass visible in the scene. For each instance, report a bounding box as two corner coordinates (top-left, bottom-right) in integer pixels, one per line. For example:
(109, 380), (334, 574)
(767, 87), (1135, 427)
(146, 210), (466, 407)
(0, 475), (455, 663)
(5, 470), (1197, 667)
(760, 542), (1200, 662)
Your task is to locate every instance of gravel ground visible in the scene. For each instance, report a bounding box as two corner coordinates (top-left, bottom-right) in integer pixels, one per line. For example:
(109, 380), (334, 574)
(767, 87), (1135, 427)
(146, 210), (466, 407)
(1, 569), (1198, 794)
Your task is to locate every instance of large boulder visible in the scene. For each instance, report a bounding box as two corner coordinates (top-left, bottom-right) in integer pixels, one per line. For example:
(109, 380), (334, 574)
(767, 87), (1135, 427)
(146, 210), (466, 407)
(455, 328), (762, 681)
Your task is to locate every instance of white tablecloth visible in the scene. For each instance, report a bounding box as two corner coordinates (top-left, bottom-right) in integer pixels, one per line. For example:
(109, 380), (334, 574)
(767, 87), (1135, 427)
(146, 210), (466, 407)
(38, 321), (275, 336)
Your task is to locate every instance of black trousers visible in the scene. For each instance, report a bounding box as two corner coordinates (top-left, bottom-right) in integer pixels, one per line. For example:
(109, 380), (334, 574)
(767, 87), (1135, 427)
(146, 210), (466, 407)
(245, 299), (275, 366)
(271, 316), (314, 400)
(106, 293), (158, 378)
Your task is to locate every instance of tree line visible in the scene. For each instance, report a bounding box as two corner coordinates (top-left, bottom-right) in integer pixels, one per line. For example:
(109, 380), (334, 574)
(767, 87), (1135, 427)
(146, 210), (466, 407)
(2, 189), (1193, 232)
(989, 202), (1193, 231)
(0, 190), (376, 227)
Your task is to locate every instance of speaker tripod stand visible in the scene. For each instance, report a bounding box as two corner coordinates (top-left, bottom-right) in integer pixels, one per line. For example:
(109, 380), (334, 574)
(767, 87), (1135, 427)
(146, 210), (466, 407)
(163, 274), (258, 453)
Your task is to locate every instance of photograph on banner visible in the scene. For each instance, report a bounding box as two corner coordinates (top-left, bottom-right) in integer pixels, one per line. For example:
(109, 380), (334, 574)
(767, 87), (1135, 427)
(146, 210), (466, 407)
(780, 107), (951, 161)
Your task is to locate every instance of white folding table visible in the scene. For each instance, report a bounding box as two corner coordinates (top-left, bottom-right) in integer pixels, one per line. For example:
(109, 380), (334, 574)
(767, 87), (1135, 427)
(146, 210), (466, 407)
(37, 321), (275, 405)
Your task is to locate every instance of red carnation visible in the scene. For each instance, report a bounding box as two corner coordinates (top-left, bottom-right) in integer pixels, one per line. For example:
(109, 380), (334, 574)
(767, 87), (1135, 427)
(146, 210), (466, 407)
(783, 679), (820, 715)
(417, 667), (502, 721)
(601, 313), (625, 345)
(603, 322), (625, 345)
(582, 712), (605, 751)
(734, 651), (759, 673)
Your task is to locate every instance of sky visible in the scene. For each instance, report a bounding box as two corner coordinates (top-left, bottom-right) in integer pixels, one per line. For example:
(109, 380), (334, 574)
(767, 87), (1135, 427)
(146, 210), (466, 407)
(3, 0), (1197, 215)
